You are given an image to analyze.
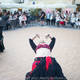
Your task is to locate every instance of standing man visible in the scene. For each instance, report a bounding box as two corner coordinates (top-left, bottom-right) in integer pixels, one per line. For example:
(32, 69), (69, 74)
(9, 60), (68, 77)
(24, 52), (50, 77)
(0, 27), (5, 52)
(0, 12), (5, 52)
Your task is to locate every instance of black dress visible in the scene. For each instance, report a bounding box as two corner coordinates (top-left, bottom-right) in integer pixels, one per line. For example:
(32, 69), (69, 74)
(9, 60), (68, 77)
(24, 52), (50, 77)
(41, 12), (45, 21)
(25, 37), (67, 80)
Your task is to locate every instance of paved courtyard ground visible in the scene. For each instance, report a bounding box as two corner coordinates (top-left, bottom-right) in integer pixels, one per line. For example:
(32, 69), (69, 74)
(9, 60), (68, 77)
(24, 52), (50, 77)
(0, 26), (80, 80)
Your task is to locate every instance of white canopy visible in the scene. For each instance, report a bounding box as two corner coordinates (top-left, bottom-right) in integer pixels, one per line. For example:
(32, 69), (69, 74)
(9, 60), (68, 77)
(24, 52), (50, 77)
(0, 2), (77, 9)
(26, 4), (45, 8)
(45, 3), (77, 8)
(0, 3), (29, 9)
(0, 3), (19, 8)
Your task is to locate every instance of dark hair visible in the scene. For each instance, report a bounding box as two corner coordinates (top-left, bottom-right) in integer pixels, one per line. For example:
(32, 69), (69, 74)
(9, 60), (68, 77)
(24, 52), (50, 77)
(78, 19), (80, 21)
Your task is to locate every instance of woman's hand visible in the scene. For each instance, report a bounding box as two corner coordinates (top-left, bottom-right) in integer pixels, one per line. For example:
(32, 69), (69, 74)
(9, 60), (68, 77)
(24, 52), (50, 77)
(45, 34), (52, 39)
(32, 34), (40, 40)
(36, 34), (40, 38)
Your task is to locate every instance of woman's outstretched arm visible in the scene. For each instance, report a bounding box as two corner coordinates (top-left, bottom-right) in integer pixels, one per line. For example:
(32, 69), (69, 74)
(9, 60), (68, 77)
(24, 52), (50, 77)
(45, 34), (56, 51)
(29, 34), (40, 53)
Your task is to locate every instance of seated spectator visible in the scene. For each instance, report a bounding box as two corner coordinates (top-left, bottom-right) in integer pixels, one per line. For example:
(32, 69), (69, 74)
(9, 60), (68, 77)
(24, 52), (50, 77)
(56, 14), (61, 27)
(70, 14), (76, 28)
(19, 14), (27, 26)
(76, 18), (80, 29)
(59, 19), (65, 26)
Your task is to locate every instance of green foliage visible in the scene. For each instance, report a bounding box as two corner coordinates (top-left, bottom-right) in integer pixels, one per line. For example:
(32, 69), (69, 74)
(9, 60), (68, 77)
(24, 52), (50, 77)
(29, 8), (42, 16)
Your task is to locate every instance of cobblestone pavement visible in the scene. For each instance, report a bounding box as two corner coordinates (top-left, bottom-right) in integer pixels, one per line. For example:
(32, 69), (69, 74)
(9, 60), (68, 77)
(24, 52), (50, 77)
(0, 26), (80, 80)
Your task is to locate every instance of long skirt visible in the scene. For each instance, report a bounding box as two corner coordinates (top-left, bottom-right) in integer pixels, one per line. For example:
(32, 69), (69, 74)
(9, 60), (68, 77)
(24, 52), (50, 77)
(25, 57), (67, 80)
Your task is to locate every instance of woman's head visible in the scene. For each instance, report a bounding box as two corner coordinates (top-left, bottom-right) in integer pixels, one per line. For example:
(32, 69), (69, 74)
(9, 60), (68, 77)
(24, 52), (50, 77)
(39, 40), (46, 44)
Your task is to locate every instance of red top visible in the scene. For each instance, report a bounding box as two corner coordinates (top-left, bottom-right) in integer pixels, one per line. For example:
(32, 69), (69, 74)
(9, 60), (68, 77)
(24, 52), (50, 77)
(36, 44), (50, 51)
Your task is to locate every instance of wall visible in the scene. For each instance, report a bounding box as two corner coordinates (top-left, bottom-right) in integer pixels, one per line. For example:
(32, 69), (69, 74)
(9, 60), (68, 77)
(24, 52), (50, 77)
(0, 0), (14, 3)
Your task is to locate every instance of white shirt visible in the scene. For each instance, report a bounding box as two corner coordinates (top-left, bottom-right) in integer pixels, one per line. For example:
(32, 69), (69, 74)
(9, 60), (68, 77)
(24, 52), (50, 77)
(46, 13), (50, 19)
(71, 17), (76, 23)
(35, 48), (51, 57)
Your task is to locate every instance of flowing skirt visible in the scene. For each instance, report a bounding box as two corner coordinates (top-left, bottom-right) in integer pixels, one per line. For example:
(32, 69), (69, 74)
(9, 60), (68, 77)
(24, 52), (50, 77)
(25, 57), (67, 80)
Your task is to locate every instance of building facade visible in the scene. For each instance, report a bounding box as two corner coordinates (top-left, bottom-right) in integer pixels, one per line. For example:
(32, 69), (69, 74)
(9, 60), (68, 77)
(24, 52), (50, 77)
(0, 0), (80, 11)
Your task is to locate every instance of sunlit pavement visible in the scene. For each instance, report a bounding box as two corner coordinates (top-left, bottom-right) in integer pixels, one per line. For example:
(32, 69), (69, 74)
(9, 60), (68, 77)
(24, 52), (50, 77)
(0, 26), (80, 80)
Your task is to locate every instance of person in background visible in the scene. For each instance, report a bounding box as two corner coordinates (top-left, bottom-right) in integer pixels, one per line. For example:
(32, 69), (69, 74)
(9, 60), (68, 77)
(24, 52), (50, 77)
(0, 11), (5, 52)
(46, 12), (51, 26)
(50, 13), (53, 26)
(75, 15), (80, 29)
(0, 27), (5, 52)
(25, 34), (67, 80)
(40, 11), (45, 26)
(56, 13), (61, 27)
(70, 13), (76, 28)
(2, 12), (9, 30)
(51, 11), (56, 26)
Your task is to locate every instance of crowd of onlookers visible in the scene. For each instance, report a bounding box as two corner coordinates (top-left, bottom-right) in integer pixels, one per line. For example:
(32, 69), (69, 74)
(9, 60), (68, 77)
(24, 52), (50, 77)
(41, 10), (80, 28)
(0, 9), (80, 52)
(0, 9), (80, 30)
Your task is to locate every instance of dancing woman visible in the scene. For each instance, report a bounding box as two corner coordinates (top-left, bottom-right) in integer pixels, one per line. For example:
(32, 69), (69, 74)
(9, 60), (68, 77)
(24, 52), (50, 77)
(25, 34), (67, 80)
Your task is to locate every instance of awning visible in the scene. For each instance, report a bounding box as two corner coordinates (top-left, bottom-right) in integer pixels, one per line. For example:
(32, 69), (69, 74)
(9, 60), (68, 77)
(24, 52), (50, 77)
(0, 3), (28, 9)
(0, 2), (77, 9)
(45, 3), (77, 8)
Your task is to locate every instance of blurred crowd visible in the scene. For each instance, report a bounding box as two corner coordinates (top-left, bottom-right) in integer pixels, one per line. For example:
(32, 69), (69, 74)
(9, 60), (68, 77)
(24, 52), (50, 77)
(0, 9), (80, 30)
(40, 10), (80, 28)
(0, 9), (80, 52)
